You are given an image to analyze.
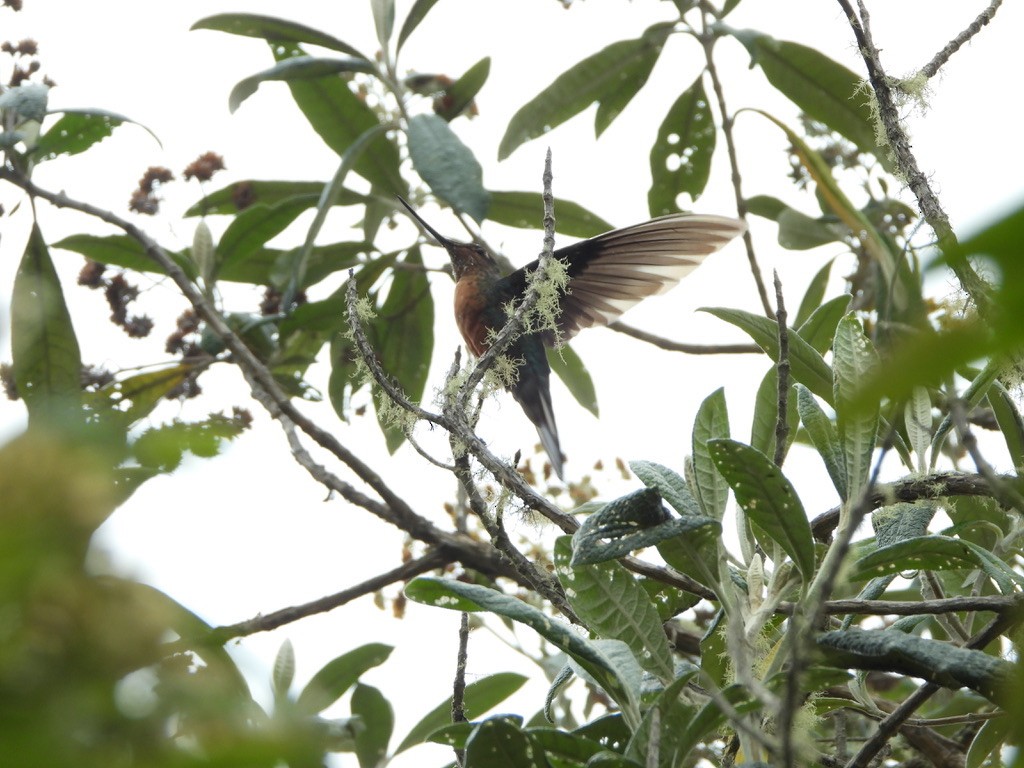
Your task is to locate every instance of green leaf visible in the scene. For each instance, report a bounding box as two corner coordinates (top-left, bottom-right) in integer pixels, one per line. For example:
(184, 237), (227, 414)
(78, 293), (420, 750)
(555, 538), (676, 684)
(747, 34), (892, 172)
(351, 683), (394, 768)
(367, 247), (435, 452)
(465, 718), (541, 767)
(191, 13), (370, 59)
(851, 535), (1023, 594)
(524, 727), (609, 763)
(371, 0), (395, 49)
(407, 113), (489, 222)
(796, 293), (850, 354)
(871, 503), (935, 548)
(904, 386), (932, 473)
(571, 488), (719, 567)
(52, 233), (195, 278)
(794, 257), (835, 328)
(395, 672), (527, 754)
(624, 671), (698, 767)
(547, 344), (598, 416)
(796, 384), (847, 501)
(704, 306), (833, 403)
(11, 225), (83, 427)
(295, 643), (393, 715)
(271, 44), (402, 194)
(498, 23), (673, 160)
(435, 56), (490, 122)
(966, 715), (1010, 768)
(88, 364), (196, 430)
(817, 628), (1011, 702)
(185, 180), (367, 217)
(833, 314), (879, 498)
(749, 368), (798, 460)
(707, 438), (815, 581)
(630, 460), (702, 516)
(214, 197), (313, 281)
(397, 0), (441, 52)
(486, 190), (613, 237)
(404, 578), (641, 728)
(691, 387), (730, 520)
(228, 56), (377, 113)
(34, 109), (160, 161)
(988, 382), (1024, 470)
(648, 77), (715, 215)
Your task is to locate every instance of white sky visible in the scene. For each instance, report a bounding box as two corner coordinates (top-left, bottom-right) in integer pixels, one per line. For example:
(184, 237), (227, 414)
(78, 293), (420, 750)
(2, 1), (1023, 765)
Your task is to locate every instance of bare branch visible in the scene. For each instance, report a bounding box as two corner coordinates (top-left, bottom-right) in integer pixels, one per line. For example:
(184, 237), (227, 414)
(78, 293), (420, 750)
(919, 0), (1004, 79)
(607, 321), (760, 354)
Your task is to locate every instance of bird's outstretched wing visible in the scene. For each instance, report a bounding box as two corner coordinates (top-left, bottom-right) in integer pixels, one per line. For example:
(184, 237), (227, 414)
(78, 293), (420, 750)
(496, 212), (746, 344)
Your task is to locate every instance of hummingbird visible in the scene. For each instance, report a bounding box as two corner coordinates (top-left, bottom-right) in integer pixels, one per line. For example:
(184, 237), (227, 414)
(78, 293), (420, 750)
(398, 197), (746, 480)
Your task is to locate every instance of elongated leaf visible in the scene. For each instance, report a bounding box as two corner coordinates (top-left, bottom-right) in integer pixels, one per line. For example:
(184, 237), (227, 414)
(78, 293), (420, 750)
(351, 683), (394, 768)
(295, 643), (393, 715)
(486, 190), (613, 237)
(435, 56), (490, 122)
(746, 34), (892, 172)
(691, 387), (730, 520)
(966, 716), (1010, 768)
(817, 629), (1011, 702)
(89, 364), (195, 430)
(185, 180), (367, 217)
(271, 640), (295, 701)
(796, 384), (847, 500)
(904, 385), (932, 473)
(499, 24), (673, 159)
(34, 109), (160, 161)
(852, 535), (1023, 594)
(833, 314), (879, 498)
(794, 257), (835, 328)
(395, 672), (527, 754)
(52, 233), (195, 278)
(749, 368), (798, 460)
(408, 113), (489, 222)
(229, 56), (376, 113)
(11, 225), (83, 427)
(750, 110), (902, 294)
(547, 344), (598, 416)
(649, 77), (715, 215)
(796, 293), (850, 354)
(397, 0), (441, 52)
(988, 382), (1024, 470)
(271, 44), (402, 194)
(371, 0), (395, 49)
(366, 247), (434, 452)
(192, 13), (370, 60)
(524, 727), (608, 763)
(707, 438), (815, 580)
(214, 197), (313, 281)
(555, 539), (675, 683)
(405, 578), (641, 727)
(703, 307), (834, 403)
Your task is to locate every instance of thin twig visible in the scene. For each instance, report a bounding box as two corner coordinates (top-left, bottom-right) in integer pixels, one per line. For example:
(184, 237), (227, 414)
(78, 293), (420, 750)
(452, 611), (469, 767)
(810, 471), (1015, 542)
(608, 321), (760, 354)
(203, 549), (450, 642)
(832, 0), (993, 318)
(919, 0), (1004, 79)
(698, 3), (773, 318)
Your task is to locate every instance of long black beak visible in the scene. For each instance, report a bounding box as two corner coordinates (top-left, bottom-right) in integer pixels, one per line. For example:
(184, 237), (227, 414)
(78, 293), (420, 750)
(397, 196), (454, 248)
